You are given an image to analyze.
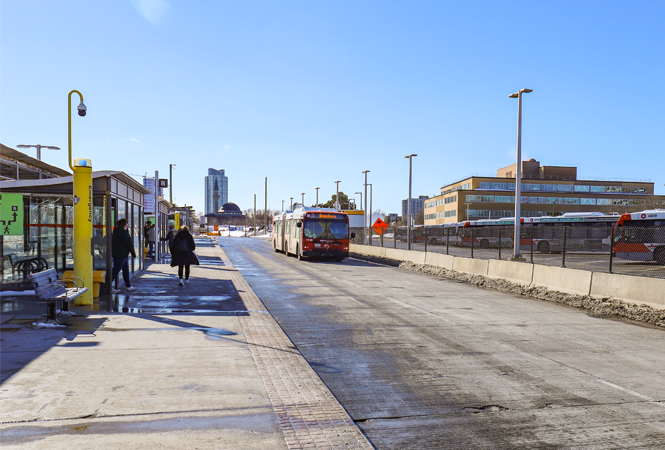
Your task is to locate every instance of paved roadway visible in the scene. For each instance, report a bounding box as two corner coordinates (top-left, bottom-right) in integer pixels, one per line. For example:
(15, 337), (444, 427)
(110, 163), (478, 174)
(221, 237), (665, 449)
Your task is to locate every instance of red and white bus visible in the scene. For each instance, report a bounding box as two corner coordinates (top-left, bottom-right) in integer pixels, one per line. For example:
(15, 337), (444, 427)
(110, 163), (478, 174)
(612, 210), (665, 264)
(458, 212), (619, 253)
(273, 206), (352, 261)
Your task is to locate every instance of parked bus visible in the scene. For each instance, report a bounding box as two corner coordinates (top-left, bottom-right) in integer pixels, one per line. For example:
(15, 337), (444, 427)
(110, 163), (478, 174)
(612, 210), (665, 264)
(458, 213), (619, 253)
(272, 206), (353, 261)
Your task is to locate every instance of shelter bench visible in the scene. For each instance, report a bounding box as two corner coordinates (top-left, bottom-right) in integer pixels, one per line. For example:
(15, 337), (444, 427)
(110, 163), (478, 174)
(28, 269), (87, 324)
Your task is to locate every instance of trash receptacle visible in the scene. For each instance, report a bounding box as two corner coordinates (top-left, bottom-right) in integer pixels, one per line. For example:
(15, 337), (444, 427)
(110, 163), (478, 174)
(62, 271), (106, 298)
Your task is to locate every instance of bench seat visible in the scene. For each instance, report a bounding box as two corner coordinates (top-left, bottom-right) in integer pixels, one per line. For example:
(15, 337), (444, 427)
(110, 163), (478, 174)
(29, 269), (88, 324)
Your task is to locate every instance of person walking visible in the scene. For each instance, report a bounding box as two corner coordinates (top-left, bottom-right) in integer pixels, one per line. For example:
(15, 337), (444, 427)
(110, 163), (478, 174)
(111, 218), (136, 292)
(161, 225), (176, 252)
(170, 225), (199, 286)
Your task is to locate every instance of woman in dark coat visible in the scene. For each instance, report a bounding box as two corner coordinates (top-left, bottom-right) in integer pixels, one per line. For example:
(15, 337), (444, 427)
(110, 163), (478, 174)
(170, 226), (199, 285)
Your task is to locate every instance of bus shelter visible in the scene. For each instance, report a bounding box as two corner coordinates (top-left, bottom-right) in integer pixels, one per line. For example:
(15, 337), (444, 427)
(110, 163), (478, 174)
(0, 171), (151, 294)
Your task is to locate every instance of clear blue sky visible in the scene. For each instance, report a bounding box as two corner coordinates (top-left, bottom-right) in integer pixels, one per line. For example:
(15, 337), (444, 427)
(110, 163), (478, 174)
(2, 0), (663, 216)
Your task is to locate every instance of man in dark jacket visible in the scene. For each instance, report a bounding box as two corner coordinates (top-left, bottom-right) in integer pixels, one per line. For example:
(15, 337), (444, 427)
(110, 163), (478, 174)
(112, 218), (136, 292)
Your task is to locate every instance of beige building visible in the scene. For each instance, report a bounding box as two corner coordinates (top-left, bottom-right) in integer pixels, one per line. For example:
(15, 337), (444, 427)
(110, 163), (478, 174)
(424, 159), (664, 225)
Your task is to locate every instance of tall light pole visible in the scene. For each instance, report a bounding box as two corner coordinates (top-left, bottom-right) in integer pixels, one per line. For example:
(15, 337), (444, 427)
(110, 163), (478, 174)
(508, 88), (533, 261)
(362, 170), (369, 244)
(301, 192), (305, 207)
(68, 90), (92, 305)
(405, 154), (417, 250)
(169, 163), (176, 204)
(17, 144), (60, 162)
(315, 187), (320, 207)
(282, 200), (284, 212)
(290, 197), (293, 210)
(334, 181), (341, 211)
(355, 192), (362, 213)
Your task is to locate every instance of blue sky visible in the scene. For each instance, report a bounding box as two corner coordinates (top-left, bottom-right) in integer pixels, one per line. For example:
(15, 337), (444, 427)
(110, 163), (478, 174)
(2, 0), (663, 216)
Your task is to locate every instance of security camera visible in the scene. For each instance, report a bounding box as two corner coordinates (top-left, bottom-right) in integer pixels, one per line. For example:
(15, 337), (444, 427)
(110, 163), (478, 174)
(77, 101), (87, 117)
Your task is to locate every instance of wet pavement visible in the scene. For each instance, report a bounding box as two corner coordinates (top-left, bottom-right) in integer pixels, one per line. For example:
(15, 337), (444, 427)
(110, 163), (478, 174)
(0, 237), (372, 449)
(222, 237), (665, 449)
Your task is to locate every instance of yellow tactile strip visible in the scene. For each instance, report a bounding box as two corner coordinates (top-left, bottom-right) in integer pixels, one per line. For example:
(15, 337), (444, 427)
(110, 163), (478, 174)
(211, 240), (374, 449)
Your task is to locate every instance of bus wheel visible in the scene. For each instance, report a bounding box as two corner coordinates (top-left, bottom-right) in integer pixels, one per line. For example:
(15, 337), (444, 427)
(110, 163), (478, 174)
(654, 247), (665, 265)
(538, 241), (550, 254)
(480, 239), (490, 249)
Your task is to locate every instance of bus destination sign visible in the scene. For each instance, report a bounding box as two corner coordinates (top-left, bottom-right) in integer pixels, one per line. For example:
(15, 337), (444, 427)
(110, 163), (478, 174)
(308, 213), (345, 220)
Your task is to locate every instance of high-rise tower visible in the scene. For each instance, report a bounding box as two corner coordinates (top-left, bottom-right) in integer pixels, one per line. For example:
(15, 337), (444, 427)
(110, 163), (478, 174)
(204, 168), (228, 214)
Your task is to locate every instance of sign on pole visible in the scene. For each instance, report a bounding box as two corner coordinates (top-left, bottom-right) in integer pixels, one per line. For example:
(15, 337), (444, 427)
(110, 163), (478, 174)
(0, 193), (24, 236)
(143, 177), (155, 213)
(372, 218), (388, 236)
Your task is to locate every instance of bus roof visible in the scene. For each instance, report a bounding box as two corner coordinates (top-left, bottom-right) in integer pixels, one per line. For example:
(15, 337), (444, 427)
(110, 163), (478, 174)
(274, 205), (349, 221)
(620, 209), (665, 222)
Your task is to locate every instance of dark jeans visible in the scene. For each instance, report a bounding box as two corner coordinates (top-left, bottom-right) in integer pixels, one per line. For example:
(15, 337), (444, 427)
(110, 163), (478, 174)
(178, 264), (190, 279)
(112, 257), (131, 288)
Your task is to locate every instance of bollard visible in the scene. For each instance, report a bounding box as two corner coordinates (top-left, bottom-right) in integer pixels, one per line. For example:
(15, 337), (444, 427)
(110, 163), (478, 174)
(498, 226), (502, 260)
(562, 226), (567, 268)
(73, 161), (93, 305)
(471, 228), (474, 259)
(424, 226), (428, 252)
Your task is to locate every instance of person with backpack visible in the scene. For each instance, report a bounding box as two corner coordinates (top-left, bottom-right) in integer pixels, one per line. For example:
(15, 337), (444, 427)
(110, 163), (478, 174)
(170, 226), (199, 286)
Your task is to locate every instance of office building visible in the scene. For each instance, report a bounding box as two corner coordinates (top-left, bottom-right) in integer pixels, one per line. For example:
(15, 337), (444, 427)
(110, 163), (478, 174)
(204, 168), (228, 215)
(402, 196), (429, 220)
(424, 159), (664, 224)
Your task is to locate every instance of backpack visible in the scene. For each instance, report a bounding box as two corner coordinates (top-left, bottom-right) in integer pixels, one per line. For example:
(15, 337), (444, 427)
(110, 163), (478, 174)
(174, 238), (189, 252)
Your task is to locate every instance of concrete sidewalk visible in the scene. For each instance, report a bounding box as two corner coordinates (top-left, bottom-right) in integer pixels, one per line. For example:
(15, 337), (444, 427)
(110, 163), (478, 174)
(0, 238), (373, 449)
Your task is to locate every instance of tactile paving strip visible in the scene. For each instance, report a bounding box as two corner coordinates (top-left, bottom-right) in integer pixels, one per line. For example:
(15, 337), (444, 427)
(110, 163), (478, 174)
(211, 242), (374, 449)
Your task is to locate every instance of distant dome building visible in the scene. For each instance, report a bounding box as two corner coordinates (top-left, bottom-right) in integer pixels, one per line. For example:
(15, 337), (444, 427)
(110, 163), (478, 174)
(205, 201), (245, 225)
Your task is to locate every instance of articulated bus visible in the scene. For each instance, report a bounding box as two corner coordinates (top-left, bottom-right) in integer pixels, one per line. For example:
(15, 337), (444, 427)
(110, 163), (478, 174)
(397, 224), (462, 245)
(612, 210), (665, 264)
(458, 213), (620, 253)
(272, 206), (352, 261)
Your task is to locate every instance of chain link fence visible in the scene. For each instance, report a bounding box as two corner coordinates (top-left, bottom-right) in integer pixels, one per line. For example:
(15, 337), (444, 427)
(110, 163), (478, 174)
(350, 225), (665, 279)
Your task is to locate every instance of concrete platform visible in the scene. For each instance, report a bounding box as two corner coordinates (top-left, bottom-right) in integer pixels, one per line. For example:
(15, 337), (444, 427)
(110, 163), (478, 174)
(0, 238), (372, 449)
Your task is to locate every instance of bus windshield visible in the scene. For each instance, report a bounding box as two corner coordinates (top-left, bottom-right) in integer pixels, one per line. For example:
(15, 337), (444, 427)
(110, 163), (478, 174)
(304, 219), (349, 239)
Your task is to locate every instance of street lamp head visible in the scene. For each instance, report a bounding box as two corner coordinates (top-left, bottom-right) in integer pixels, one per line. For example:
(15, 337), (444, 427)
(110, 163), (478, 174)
(404, 154), (417, 158)
(508, 93), (519, 98)
(362, 170), (369, 174)
(46, 146), (61, 150)
(16, 145), (31, 149)
(522, 89), (533, 93)
(77, 101), (87, 116)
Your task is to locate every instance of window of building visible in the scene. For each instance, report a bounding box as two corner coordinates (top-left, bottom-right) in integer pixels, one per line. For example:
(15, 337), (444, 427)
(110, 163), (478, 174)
(479, 182), (490, 189)
(564, 198), (579, 204)
(606, 186), (622, 193)
(581, 198), (597, 205)
(557, 184), (574, 192)
(542, 184), (558, 192)
(590, 186), (606, 193)
(597, 199), (611, 205)
(574, 185), (590, 192)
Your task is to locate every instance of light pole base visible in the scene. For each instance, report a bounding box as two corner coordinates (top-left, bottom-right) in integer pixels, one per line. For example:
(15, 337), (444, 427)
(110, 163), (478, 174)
(509, 256), (527, 262)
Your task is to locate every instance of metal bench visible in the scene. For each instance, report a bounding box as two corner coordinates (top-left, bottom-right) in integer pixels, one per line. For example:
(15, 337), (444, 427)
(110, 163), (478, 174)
(2, 254), (49, 281)
(28, 269), (88, 324)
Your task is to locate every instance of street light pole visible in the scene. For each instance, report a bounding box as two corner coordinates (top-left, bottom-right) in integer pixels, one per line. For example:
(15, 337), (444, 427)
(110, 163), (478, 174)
(282, 200), (284, 212)
(508, 88), (533, 260)
(16, 144), (60, 162)
(405, 154), (417, 250)
(169, 163), (175, 204)
(334, 181), (341, 211)
(301, 192), (305, 207)
(362, 170), (369, 244)
(315, 187), (319, 207)
(355, 192), (362, 213)
(290, 197), (293, 210)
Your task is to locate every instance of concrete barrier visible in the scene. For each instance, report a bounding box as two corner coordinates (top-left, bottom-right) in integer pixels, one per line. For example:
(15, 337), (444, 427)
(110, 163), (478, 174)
(531, 265), (592, 296)
(452, 257), (489, 276)
(591, 272), (665, 307)
(384, 248), (405, 261)
(403, 249), (426, 265)
(424, 252), (454, 270)
(487, 259), (533, 286)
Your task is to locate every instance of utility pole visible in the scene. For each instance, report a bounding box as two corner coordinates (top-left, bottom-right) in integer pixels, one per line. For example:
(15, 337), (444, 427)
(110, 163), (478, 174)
(264, 177), (268, 234)
(315, 187), (319, 207)
(169, 164), (175, 204)
(362, 170), (370, 244)
(254, 194), (257, 236)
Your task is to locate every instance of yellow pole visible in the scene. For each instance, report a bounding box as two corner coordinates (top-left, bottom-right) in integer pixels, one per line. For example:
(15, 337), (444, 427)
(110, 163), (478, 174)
(68, 90), (93, 305)
(175, 212), (180, 229)
(73, 163), (93, 305)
